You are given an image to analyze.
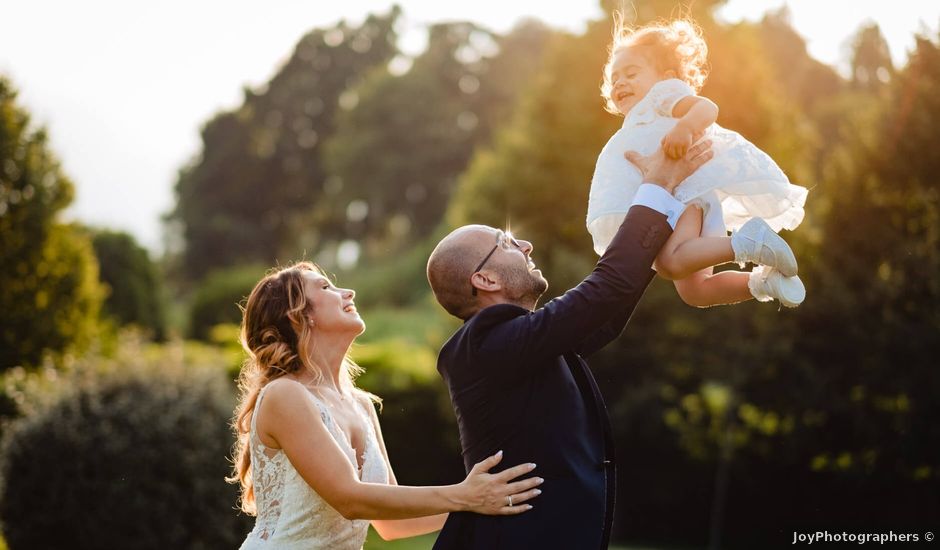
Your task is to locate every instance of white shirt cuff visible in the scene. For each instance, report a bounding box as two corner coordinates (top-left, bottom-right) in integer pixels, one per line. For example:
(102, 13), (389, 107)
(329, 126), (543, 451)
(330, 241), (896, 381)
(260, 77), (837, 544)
(630, 183), (685, 229)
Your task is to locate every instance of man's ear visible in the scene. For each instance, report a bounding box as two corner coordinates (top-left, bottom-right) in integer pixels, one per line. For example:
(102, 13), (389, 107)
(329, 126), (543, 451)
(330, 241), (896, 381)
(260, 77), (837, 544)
(470, 270), (502, 294)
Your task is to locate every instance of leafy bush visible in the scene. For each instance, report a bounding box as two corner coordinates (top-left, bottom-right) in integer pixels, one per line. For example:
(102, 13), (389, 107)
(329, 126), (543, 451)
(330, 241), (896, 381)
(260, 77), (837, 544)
(92, 229), (167, 340)
(0, 343), (250, 549)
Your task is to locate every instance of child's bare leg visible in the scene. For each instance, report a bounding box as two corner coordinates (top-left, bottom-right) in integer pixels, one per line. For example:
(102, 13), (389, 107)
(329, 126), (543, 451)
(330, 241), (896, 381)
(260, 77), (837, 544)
(655, 205), (734, 280)
(674, 267), (753, 307)
(656, 204), (752, 307)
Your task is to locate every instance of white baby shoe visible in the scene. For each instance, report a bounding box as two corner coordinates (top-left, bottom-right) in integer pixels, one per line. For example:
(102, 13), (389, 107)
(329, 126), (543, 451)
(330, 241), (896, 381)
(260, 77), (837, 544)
(732, 218), (798, 277)
(748, 266), (805, 308)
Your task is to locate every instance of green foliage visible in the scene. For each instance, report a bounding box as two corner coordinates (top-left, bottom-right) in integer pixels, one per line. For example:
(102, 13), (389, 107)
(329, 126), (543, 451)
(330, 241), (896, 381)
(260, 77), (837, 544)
(1, 224), (104, 371)
(333, 233), (441, 308)
(795, 30), (940, 481)
(354, 301), (459, 350)
(170, 8), (401, 279)
(189, 264), (265, 341)
(91, 229), (167, 340)
(448, 20), (622, 290)
(850, 23), (894, 91)
(323, 20), (552, 255)
(206, 323), (249, 381)
(0, 78), (106, 370)
(0, 339), (250, 549)
(353, 339), (438, 390)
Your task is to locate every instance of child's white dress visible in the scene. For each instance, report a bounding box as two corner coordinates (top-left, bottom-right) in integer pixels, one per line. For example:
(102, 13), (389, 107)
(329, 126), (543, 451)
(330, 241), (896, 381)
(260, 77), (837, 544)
(587, 78), (808, 255)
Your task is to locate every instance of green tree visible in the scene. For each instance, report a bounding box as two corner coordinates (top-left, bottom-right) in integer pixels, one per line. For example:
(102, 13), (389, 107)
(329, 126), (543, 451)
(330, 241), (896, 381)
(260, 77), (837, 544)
(0, 77), (104, 370)
(850, 23), (894, 92)
(323, 20), (552, 260)
(170, 8), (400, 280)
(91, 230), (167, 340)
(799, 29), (940, 487)
(447, 20), (618, 290)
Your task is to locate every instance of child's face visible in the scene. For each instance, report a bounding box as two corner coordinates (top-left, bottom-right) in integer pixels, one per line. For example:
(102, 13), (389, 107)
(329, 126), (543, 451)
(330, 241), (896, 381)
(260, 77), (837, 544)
(608, 46), (664, 116)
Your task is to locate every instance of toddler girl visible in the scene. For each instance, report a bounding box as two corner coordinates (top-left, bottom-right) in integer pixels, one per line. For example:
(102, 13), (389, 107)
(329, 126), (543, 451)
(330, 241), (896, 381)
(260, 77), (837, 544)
(587, 17), (808, 307)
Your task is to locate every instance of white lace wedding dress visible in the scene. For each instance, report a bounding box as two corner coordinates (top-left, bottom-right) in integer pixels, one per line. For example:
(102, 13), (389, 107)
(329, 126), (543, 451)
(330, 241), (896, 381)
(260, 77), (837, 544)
(239, 385), (389, 550)
(587, 78), (808, 254)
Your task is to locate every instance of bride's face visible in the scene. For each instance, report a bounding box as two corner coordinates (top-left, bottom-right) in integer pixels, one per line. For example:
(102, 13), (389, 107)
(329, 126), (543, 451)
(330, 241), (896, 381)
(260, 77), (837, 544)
(608, 46), (664, 116)
(301, 271), (365, 337)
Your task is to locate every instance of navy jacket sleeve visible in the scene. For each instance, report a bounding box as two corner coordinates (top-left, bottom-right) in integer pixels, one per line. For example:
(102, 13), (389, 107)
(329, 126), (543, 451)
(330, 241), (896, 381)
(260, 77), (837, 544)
(474, 204), (672, 369)
(572, 298), (642, 358)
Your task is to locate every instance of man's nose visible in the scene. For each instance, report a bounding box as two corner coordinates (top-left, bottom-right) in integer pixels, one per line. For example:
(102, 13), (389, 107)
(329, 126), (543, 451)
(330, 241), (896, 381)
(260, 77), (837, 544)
(519, 240), (533, 255)
(343, 288), (356, 300)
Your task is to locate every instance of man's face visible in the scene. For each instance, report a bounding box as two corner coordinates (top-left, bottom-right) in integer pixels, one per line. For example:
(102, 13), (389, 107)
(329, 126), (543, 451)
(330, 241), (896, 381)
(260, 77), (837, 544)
(478, 228), (548, 306)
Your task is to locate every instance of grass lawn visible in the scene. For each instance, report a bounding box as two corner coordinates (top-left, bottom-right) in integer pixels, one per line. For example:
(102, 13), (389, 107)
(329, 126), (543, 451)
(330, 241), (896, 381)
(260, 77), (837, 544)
(364, 528), (693, 549)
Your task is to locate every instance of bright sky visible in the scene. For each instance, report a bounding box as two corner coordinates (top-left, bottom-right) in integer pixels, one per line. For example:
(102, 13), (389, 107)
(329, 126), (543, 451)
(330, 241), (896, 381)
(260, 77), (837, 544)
(1, 1), (937, 252)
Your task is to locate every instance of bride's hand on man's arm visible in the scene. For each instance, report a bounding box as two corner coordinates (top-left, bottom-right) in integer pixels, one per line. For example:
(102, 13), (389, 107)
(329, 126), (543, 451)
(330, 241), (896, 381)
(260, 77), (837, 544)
(370, 452), (541, 541)
(455, 450), (543, 515)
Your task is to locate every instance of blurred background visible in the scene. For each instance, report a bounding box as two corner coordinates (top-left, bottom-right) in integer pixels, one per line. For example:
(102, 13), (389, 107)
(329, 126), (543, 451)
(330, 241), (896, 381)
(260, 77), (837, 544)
(1, 1), (938, 548)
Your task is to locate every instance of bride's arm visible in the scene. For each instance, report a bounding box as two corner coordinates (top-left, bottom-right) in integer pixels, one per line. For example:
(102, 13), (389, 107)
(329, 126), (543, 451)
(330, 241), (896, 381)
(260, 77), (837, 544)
(259, 381), (542, 521)
(360, 395), (448, 540)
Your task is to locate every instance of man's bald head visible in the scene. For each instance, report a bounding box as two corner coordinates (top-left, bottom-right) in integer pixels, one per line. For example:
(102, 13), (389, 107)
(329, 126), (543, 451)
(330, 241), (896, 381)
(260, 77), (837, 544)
(427, 225), (497, 320)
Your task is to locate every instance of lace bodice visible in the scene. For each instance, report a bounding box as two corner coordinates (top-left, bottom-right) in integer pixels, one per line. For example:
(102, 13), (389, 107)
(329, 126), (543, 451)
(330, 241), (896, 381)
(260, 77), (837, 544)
(239, 385), (389, 550)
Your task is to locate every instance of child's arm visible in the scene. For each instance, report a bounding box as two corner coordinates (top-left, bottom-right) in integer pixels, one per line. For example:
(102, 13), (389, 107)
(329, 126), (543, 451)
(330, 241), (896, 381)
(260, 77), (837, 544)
(662, 96), (719, 159)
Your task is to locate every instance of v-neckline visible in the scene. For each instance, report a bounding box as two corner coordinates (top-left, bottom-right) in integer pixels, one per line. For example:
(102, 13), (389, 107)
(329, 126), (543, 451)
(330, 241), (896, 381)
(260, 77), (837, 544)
(308, 392), (370, 476)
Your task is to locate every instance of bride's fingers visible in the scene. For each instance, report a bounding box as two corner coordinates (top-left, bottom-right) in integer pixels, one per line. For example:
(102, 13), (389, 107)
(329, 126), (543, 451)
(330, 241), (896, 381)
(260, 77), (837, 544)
(504, 476), (543, 495)
(470, 450), (503, 474)
(494, 462), (537, 482)
(499, 501), (534, 515)
(506, 486), (543, 506)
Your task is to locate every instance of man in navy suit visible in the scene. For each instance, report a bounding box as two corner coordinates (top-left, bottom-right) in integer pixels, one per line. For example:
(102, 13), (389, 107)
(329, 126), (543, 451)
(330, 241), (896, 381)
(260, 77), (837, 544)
(426, 142), (713, 549)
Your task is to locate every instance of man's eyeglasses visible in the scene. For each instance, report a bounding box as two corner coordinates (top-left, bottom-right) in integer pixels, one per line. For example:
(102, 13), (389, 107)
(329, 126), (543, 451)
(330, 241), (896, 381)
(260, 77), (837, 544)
(471, 230), (522, 296)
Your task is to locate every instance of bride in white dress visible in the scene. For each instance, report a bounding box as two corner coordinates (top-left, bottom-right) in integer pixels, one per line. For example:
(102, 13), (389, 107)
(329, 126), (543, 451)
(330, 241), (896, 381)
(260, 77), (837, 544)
(230, 262), (543, 550)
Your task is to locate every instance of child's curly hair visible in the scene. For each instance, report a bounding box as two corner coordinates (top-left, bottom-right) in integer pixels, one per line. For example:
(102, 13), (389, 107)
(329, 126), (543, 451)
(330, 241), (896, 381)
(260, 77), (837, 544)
(601, 14), (709, 115)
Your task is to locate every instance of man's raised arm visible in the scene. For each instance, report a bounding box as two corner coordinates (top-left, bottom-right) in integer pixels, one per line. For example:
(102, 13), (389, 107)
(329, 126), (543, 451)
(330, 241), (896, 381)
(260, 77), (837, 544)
(483, 141), (714, 365)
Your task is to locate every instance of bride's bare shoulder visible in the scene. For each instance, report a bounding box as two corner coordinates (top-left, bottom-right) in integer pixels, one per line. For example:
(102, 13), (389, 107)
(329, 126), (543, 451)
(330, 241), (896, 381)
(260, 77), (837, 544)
(263, 377), (303, 397)
(260, 378), (320, 417)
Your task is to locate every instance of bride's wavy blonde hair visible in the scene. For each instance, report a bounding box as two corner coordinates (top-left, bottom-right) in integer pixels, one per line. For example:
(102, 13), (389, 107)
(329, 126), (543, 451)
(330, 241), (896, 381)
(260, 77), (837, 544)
(601, 13), (709, 114)
(227, 261), (376, 515)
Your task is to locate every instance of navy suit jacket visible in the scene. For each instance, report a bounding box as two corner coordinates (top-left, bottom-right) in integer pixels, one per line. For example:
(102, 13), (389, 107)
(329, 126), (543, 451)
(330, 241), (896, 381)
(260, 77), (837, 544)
(433, 205), (672, 550)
